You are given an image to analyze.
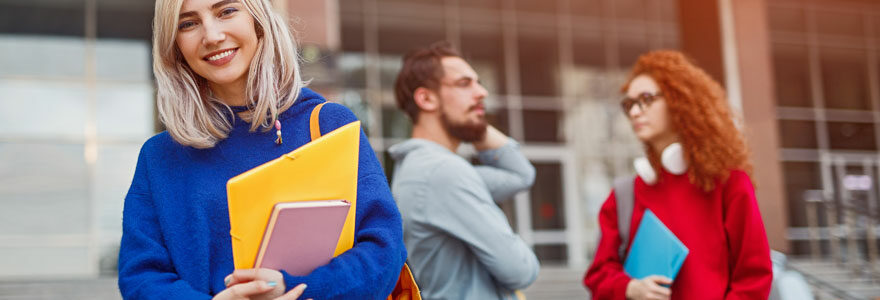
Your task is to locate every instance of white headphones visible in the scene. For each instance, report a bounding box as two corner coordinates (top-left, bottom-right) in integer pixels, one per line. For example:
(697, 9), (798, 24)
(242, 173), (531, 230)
(633, 142), (688, 185)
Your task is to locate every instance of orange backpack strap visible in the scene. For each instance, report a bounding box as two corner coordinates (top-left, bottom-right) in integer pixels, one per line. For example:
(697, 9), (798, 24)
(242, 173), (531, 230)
(310, 102), (327, 141)
(310, 101), (420, 300)
(388, 264), (421, 300)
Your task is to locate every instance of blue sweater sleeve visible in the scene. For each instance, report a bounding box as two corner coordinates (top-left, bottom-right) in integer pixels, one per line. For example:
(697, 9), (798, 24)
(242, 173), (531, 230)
(280, 102), (407, 299)
(117, 141), (212, 300)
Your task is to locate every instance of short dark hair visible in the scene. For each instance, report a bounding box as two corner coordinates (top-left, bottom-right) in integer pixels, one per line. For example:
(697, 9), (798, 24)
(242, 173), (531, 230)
(393, 41), (461, 122)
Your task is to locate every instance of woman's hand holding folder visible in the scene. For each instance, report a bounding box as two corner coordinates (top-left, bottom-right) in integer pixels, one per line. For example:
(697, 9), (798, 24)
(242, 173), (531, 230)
(625, 275), (672, 300)
(219, 268), (310, 300)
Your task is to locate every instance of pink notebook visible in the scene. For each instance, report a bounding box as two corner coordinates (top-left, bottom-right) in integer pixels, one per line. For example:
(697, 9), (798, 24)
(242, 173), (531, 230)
(254, 199), (351, 276)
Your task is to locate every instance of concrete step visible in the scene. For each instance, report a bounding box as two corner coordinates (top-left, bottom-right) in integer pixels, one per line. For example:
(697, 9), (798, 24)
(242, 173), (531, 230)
(0, 277), (120, 300)
(521, 267), (590, 300)
(0, 269), (592, 300)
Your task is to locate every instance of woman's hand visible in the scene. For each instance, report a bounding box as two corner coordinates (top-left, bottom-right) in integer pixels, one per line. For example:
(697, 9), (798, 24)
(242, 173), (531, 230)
(211, 280), (276, 300)
(275, 284), (308, 300)
(222, 268), (308, 300)
(211, 281), (307, 300)
(625, 275), (672, 300)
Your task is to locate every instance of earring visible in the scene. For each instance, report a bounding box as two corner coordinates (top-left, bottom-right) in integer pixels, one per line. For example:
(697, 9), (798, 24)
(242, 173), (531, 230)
(274, 114), (282, 145)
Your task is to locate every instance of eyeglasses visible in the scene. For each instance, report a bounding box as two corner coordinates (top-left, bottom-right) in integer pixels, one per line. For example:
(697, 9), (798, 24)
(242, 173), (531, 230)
(621, 92), (663, 115)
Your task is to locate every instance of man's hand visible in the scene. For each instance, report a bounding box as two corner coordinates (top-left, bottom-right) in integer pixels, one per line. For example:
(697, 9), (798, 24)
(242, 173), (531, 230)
(625, 275), (672, 300)
(472, 125), (508, 151)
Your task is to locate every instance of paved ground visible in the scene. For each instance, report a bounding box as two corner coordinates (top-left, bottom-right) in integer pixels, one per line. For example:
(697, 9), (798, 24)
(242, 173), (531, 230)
(787, 258), (880, 300)
(522, 267), (590, 299)
(0, 278), (120, 300)
(0, 267), (589, 300)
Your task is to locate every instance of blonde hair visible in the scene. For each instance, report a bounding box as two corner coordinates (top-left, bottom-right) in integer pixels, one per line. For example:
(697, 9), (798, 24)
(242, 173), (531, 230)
(152, 0), (303, 148)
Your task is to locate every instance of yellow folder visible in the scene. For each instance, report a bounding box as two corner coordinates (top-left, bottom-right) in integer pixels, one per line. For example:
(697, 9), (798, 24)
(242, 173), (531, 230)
(226, 120), (360, 269)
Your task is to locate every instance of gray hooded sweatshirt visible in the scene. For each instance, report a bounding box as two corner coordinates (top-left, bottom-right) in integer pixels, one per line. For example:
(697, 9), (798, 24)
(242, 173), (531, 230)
(388, 138), (540, 300)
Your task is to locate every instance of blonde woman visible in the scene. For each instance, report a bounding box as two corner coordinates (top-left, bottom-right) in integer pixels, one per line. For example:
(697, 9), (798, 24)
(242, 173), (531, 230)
(117, 0), (406, 299)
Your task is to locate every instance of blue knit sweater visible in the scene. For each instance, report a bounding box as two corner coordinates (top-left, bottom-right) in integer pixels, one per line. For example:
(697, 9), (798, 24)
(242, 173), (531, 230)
(117, 88), (406, 299)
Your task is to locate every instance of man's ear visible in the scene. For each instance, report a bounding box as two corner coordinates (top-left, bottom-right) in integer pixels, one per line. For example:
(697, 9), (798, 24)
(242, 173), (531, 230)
(413, 87), (440, 112)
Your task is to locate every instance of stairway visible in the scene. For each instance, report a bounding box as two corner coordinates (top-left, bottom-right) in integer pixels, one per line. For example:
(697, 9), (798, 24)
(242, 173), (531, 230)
(521, 266), (590, 299)
(787, 258), (880, 300)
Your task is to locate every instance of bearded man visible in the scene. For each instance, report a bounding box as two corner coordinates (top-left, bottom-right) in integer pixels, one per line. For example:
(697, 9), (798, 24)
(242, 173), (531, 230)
(388, 41), (540, 300)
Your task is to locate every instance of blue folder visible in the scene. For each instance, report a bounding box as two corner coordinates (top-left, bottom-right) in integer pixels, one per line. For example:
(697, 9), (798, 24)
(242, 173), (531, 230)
(623, 209), (689, 281)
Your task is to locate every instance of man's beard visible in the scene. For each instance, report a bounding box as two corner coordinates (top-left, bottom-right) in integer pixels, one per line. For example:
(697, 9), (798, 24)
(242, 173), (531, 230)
(440, 105), (488, 142)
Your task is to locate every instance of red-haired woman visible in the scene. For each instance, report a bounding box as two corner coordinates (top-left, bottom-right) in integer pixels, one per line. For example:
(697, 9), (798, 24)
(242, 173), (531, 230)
(583, 50), (773, 300)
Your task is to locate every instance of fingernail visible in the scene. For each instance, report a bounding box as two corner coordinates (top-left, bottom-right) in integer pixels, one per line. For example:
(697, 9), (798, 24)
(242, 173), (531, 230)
(224, 277), (231, 286)
(267, 281), (277, 287)
(298, 283), (307, 289)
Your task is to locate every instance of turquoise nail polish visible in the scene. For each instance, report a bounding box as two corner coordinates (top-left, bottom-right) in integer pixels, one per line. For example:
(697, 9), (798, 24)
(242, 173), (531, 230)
(267, 281), (277, 287)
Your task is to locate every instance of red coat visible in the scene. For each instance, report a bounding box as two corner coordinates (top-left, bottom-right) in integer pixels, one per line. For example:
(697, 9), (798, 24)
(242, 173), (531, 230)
(583, 170), (772, 299)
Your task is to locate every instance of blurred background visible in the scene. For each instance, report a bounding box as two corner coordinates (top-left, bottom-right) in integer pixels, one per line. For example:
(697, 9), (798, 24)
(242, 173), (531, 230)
(1, 0), (879, 299)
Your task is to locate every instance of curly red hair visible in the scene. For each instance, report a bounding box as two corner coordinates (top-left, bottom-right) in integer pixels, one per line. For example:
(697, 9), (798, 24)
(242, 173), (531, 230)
(622, 50), (752, 192)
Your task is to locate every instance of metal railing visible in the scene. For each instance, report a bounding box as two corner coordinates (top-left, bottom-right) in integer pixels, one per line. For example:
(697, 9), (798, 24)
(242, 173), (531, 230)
(796, 155), (880, 299)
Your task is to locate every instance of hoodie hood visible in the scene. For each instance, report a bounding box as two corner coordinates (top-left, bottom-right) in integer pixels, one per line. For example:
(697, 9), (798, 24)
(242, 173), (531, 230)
(297, 87), (323, 103)
(387, 138), (450, 162)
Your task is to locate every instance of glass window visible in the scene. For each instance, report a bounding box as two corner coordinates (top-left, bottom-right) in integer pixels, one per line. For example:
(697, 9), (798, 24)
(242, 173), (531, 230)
(530, 162), (565, 230)
(96, 83), (155, 140)
(460, 0), (501, 10)
(95, 40), (152, 82)
(340, 11), (365, 52)
(658, 0), (677, 23)
(461, 25), (507, 95)
(0, 2), (84, 37)
(523, 109), (564, 143)
(378, 0), (443, 6)
(338, 53), (367, 89)
(571, 0), (601, 19)
(829, 164), (874, 228)
(377, 23), (445, 56)
(876, 15), (880, 40)
(381, 105), (412, 139)
(498, 198), (517, 232)
(573, 36), (605, 70)
(338, 90), (374, 136)
(772, 45), (812, 107)
(534, 244), (567, 264)
(613, 0), (648, 21)
(567, 36), (611, 100)
(782, 161), (821, 229)
(518, 29), (560, 97)
(381, 151), (396, 185)
(0, 36), (87, 79)
(778, 120), (818, 149)
(618, 37), (649, 70)
(827, 121), (877, 151)
(0, 81), (87, 139)
(3, 247), (91, 278)
(821, 48), (869, 111)
(95, 144), (142, 234)
(815, 10), (864, 37)
(0, 143), (89, 235)
(96, 0), (153, 40)
(768, 6), (805, 33)
(486, 106), (510, 136)
(515, 0), (558, 15)
(379, 54), (403, 91)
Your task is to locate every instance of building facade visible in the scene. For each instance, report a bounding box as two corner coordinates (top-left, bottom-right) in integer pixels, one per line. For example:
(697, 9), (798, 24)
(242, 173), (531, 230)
(1, 0), (878, 278)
